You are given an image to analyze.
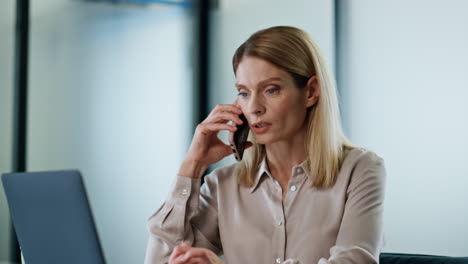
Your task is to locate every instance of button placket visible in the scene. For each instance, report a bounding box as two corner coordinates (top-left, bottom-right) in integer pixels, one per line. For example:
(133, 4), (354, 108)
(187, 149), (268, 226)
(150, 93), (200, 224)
(284, 173), (309, 218)
(287, 166), (302, 195)
(268, 177), (286, 264)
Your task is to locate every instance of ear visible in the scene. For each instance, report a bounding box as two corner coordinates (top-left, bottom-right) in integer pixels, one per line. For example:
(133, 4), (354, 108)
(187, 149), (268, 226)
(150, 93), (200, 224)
(305, 75), (320, 108)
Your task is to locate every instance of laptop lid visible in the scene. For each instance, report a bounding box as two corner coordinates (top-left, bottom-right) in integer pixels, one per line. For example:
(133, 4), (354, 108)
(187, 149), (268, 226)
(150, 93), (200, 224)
(2, 170), (106, 264)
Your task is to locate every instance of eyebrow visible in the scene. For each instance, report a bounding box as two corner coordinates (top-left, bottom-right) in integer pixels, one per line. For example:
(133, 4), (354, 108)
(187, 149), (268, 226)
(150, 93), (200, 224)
(235, 77), (284, 90)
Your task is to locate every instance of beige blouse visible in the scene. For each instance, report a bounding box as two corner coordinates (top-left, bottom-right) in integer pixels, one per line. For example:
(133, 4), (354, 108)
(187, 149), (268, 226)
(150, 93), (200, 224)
(144, 148), (386, 264)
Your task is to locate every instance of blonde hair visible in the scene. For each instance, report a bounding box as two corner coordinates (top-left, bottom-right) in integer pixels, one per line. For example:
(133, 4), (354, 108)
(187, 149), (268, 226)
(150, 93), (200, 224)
(232, 26), (354, 188)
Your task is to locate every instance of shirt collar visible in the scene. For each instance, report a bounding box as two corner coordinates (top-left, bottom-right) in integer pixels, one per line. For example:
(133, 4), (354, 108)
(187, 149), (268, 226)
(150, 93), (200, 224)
(249, 158), (308, 193)
(249, 159), (270, 193)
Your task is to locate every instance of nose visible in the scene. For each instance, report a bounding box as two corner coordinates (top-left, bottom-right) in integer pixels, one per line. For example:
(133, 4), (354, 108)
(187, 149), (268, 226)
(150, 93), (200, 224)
(246, 94), (266, 116)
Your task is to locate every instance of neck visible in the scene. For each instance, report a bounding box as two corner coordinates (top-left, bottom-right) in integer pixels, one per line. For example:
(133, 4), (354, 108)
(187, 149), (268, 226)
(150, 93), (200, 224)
(265, 130), (307, 183)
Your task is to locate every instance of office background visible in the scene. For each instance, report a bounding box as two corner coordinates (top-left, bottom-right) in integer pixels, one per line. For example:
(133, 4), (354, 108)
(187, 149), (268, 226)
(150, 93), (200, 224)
(1, 0), (467, 263)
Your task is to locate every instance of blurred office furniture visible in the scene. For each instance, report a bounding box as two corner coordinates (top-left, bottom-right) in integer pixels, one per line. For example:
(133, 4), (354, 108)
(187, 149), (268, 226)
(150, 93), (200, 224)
(380, 253), (468, 264)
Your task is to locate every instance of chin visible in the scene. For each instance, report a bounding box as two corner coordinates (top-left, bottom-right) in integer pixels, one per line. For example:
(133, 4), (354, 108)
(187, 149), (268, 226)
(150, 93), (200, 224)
(252, 134), (276, 145)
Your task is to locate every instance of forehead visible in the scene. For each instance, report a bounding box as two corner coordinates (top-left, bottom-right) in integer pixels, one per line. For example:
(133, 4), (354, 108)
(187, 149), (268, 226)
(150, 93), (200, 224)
(235, 56), (290, 87)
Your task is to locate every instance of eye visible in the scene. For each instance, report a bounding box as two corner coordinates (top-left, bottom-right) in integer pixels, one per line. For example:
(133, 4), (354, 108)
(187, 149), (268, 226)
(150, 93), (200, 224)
(266, 86), (280, 94)
(237, 91), (248, 97)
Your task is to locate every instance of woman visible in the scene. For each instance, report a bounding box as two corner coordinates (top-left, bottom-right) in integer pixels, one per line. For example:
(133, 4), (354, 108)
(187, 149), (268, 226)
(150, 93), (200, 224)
(144, 26), (386, 264)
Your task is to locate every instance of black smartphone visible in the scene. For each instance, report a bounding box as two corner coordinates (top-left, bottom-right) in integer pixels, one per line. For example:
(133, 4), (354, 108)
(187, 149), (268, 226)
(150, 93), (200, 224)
(229, 114), (250, 161)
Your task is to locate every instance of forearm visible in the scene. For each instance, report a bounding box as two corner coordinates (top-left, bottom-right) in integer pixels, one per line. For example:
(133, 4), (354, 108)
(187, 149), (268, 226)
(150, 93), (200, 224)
(178, 159), (208, 179)
(145, 175), (201, 262)
(145, 166), (225, 263)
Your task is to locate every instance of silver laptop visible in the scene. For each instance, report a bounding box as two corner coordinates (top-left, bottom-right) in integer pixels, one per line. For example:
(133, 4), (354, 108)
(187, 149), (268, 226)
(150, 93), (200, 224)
(2, 170), (106, 264)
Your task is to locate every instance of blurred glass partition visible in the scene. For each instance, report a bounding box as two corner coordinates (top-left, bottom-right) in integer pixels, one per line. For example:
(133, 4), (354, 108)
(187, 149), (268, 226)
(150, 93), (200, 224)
(28, 1), (195, 263)
(338, 0), (468, 256)
(0, 0), (16, 262)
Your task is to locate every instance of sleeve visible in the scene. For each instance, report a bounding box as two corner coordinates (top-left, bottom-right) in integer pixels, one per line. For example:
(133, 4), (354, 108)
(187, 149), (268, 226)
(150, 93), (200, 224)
(282, 152), (387, 264)
(321, 152), (386, 264)
(144, 173), (223, 264)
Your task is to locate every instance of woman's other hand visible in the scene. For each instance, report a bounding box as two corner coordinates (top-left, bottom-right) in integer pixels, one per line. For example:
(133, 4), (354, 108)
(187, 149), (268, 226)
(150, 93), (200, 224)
(169, 242), (224, 264)
(179, 103), (247, 179)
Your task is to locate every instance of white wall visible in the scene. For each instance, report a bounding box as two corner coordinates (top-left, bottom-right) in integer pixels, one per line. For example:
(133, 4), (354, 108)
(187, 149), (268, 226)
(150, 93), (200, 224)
(338, 0), (468, 256)
(208, 0), (335, 167)
(0, 0), (16, 261)
(26, 1), (194, 263)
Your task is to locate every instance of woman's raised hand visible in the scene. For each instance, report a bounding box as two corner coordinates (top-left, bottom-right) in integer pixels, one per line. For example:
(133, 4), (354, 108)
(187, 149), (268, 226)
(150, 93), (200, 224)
(178, 103), (245, 179)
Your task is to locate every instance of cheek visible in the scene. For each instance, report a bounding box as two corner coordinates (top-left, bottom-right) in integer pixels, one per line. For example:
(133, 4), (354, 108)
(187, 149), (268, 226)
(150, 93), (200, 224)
(273, 100), (298, 118)
(238, 102), (247, 113)
(238, 102), (248, 116)
(238, 102), (252, 123)
(283, 103), (307, 126)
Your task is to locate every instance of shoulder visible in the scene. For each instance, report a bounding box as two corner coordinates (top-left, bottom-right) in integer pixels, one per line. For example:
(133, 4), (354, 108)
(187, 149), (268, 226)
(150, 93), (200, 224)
(340, 147), (386, 190)
(343, 147), (384, 170)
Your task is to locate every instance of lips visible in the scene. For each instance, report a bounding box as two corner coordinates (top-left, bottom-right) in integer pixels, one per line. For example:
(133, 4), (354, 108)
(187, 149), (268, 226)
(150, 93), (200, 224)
(252, 121), (272, 128)
(251, 121), (272, 133)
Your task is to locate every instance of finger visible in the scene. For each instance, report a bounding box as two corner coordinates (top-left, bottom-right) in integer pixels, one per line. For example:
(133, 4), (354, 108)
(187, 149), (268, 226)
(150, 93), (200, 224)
(181, 248), (210, 261)
(169, 242), (191, 262)
(197, 123), (237, 135)
(172, 251), (198, 264)
(169, 245), (188, 263)
(213, 104), (242, 114)
(221, 144), (236, 158)
(205, 112), (243, 125)
(172, 254), (190, 264)
(180, 242), (191, 249)
(183, 256), (206, 264)
(183, 248), (221, 264)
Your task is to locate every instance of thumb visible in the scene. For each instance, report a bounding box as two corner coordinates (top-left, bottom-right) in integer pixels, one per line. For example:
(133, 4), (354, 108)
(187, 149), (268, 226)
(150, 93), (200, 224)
(244, 141), (253, 149)
(222, 144), (235, 157)
(180, 242), (191, 249)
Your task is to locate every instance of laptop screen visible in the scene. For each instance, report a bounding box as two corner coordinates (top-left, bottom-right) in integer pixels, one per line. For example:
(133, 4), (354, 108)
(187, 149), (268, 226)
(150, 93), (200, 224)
(2, 170), (106, 264)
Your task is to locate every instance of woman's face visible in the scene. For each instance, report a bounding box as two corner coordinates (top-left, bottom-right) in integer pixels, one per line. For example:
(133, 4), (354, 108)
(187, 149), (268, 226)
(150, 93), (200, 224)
(235, 56), (317, 145)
